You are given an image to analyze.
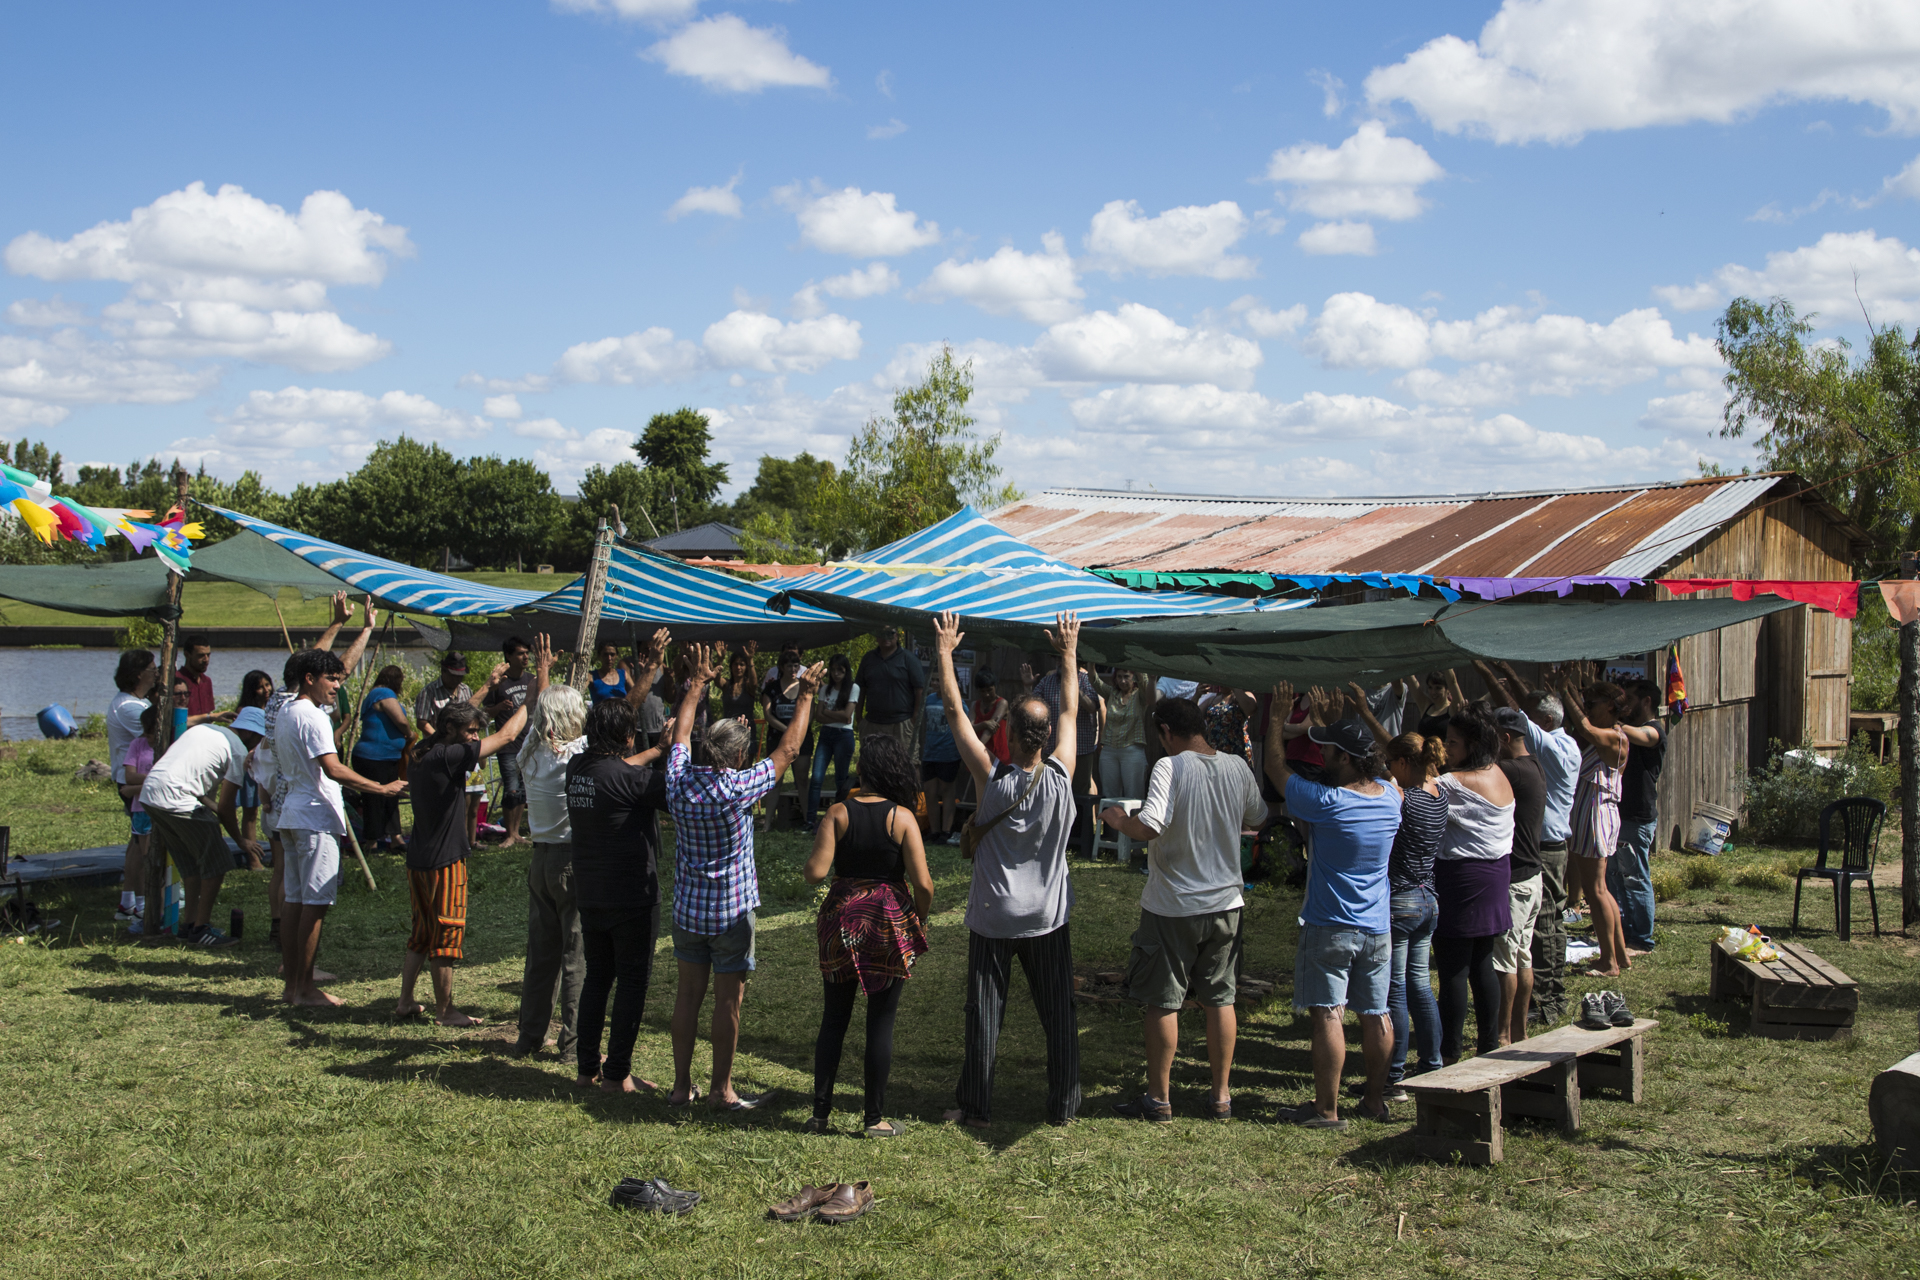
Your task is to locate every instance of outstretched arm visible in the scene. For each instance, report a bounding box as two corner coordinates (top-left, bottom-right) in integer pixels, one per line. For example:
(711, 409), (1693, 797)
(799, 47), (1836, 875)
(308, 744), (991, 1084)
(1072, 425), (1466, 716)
(338, 596), (379, 676)
(673, 645), (718, 750)
(934, 612), (995, 793)
(1048, 613), (1081, 770)
(477, 703), (528, 761)
(767, 662), (826, 778)
(1346, 681), (1390, 746)
(1264, 682), (1298, 793)
(1474, 660), (1522, 713)
(624, 628), (670, 711)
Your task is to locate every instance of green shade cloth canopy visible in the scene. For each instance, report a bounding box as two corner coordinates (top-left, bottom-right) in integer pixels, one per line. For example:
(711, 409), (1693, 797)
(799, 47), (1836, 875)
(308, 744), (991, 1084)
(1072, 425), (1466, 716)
(777, 587), (1799, 687)
(0, 529), (353, 620)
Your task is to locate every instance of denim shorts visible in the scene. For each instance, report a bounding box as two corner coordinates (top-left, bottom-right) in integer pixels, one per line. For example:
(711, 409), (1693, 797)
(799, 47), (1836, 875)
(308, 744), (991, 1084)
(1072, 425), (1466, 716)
(1293, 924), (1390, 1015)
(672, 910), (756, 973)
(498, 752), (526, 806)
(130, 811), (153, 837)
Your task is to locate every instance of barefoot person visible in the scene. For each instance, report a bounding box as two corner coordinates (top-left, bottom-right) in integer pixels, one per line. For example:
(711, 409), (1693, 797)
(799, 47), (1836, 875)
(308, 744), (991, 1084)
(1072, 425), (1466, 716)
(664, 644), (824, 1110)
(1101, 694), (1266, 1122)
(802, 734), (933, 1137)
(1550, 673), (1631, 978)
(565, 689), (672, 1093)
(937, 611), (1083, 1130)
(276, 649), (408, 1007)
(398, 698), (527, 1025)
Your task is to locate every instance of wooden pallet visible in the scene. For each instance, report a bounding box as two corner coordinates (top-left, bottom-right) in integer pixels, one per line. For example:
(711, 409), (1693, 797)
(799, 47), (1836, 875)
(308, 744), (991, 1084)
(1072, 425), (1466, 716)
(1401, 1018), (1657, 1165)
(1708, 937), (1857, 1040)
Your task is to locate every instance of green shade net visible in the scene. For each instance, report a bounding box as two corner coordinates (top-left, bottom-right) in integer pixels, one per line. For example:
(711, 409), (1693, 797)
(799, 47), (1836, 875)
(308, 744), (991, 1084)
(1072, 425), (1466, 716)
(781, 589), (1799, 686)
(1093, 569), (1280, 589)
(0, 529), (355, 620)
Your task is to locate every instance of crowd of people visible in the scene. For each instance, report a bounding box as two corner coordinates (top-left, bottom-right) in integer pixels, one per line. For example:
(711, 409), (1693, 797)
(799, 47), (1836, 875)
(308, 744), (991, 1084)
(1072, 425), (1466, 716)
(98, 601), (1666, 1130)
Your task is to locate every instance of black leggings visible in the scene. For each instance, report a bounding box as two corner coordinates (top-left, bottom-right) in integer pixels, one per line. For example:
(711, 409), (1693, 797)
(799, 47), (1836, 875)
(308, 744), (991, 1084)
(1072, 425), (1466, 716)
(1434, 933), (1501, 1061)
(812, 977), (905, 1127)
(576, 903), (658, 1083)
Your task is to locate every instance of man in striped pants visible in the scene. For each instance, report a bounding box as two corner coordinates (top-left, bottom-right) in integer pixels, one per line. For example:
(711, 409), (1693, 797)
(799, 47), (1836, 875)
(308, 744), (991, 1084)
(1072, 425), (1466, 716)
(931, 610), (1084, 1128)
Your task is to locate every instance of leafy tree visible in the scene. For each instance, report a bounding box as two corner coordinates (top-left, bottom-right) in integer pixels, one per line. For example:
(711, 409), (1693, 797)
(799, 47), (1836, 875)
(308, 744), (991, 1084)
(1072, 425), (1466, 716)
(729, 452), (835, 562)
(454, 454), (564, 570)
(1717, 296), (1920, 572)
(8, 439), (65, 486)
(811, 345), (1019, 555)
(634, 407), (728, 530)
(288, 436), (462, 567)
(561, 461), (666, 566)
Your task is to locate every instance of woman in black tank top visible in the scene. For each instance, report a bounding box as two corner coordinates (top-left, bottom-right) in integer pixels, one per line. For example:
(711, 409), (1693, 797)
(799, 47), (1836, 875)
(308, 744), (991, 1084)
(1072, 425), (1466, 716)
(802, 735), (934, 1137)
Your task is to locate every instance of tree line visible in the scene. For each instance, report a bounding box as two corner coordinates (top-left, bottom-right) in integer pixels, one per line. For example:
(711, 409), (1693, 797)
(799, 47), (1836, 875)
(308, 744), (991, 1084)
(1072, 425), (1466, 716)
(0, 346), (1016, 572)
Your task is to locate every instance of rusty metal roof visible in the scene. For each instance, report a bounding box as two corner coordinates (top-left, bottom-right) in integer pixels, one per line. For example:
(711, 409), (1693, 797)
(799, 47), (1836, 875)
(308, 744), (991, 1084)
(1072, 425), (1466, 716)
(995, 476), (1800, 578)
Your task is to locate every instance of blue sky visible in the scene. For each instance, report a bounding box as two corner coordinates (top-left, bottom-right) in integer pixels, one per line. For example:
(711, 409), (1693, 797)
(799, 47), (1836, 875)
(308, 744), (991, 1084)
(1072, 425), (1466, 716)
(3, 0), (1918, 501)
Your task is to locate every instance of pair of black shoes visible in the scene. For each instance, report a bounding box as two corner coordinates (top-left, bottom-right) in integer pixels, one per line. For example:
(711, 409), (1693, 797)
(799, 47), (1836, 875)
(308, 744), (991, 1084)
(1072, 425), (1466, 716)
(610, 1177), (700, 1215)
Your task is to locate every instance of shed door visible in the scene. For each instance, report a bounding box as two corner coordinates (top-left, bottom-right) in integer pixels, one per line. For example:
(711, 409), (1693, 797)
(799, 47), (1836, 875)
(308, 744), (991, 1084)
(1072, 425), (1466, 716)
(1807, 609), (1851, 749)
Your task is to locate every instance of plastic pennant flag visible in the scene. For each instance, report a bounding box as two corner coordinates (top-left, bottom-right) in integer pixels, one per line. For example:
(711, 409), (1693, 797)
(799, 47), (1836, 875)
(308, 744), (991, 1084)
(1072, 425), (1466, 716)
(118, 520), (164, 555)
(0, 463), (53, 501)
(11, 497), (59, 544)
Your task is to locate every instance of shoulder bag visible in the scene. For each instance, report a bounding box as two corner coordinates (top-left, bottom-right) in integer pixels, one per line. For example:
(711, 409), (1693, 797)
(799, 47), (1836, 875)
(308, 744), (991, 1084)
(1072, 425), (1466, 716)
(959, 759), (1047, 861)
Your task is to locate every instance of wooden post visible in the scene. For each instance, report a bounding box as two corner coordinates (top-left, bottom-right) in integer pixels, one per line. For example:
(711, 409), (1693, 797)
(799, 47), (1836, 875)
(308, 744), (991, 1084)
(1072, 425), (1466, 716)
(143, 464), (192, 937)
(568, 513), (615, 693)
(1901, 618), (1919, 930)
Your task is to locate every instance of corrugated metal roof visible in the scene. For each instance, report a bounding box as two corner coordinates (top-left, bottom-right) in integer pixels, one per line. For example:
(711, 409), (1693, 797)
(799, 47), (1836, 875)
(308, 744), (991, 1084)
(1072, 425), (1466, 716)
(992, 476), (1805, 579)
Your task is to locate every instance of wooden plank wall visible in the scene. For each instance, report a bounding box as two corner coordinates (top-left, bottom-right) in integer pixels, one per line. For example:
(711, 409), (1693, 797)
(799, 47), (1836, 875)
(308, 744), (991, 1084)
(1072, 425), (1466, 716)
(1653, 492), (1855, 844)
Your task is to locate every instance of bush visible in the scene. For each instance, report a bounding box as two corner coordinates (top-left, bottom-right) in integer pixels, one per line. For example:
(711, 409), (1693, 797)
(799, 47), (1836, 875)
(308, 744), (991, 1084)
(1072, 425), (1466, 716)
(1651, 870), (1687, 902)
(1732, 863), (1792, 892)
(1740, 735), (1896, 842)
(1681, 857), (1727, 889)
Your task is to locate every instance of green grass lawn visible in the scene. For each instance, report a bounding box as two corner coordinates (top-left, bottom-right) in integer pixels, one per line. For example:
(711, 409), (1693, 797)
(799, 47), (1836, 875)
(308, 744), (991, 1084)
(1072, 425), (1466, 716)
(0, 570), (557, 631)
(2, 736), (1917, 1279)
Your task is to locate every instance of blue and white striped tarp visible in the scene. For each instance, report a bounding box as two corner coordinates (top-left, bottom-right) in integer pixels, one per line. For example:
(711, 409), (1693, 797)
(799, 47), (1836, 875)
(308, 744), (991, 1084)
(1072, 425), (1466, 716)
(537, 543), (846, 628)
(201, 505), (562, 618)
(779, 506), (1307, 624)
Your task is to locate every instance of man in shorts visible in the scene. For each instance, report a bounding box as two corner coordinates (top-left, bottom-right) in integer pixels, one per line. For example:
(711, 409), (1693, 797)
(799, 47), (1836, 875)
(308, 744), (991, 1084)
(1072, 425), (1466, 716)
(1263, 688), (1402, 1130)
(275, 648), (408, 1007)
(664, 643), (823, 1109)
(398, 698), (527, 1026)
(137, 711), (269, 946)
(1493, 707), (1547, 1045)
(1101, 696), (1266, 1122)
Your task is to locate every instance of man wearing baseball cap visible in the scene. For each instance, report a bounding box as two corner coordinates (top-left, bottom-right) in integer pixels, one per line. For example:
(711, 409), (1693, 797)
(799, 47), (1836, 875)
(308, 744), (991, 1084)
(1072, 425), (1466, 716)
(415, 651), (473, 733)
(137, 707), (270, 946)
(1263, 686), (1401, 1130)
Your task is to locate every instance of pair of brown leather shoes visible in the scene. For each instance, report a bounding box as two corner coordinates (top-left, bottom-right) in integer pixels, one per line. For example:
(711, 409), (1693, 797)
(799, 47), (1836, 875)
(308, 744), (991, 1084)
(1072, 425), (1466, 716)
(767, 1181), (874, 1225)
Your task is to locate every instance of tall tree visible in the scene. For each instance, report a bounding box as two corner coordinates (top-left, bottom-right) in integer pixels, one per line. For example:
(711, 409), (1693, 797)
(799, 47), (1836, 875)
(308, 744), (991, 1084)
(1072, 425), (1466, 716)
(811, 345), (1019, 554)
(455, 455), (564, 570)
(634, 407), (728, 530)
(288, 436), (462, 567)
(730, 452), (836, 562)
(1716, 295), (1920, 572)
(561, 461), (666, 566)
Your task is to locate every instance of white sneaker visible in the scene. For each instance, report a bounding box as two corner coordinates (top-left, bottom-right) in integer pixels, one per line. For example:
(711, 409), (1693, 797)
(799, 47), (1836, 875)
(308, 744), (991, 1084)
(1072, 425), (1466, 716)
(115, 903), (141, 923)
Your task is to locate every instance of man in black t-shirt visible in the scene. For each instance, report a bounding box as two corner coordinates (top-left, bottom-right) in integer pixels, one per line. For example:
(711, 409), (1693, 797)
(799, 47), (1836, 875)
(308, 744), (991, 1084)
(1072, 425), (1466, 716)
(565, 698), (669, 1093)
(855, 626), (925, 756)
(396, 699), (526, 1027)
(1492, 708), (1547, 1045)
(481, 636), (535, 850)
(1611, 679), (1666, 956)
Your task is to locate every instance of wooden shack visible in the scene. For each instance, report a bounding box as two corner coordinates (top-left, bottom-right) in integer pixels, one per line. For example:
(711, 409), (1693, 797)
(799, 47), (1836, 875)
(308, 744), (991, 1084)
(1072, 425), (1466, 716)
(990, 473), (1868, 849)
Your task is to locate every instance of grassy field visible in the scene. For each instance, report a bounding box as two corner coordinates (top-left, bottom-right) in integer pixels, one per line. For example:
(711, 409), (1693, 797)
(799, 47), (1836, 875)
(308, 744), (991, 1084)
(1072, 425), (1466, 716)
(0, 570), (553, 631)
(2, 737), (1917, 1279)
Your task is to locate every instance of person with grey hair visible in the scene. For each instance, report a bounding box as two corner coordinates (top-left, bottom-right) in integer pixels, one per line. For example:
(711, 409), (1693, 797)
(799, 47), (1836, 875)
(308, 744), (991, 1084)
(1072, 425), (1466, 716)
(1476, 660), (1583, 1024)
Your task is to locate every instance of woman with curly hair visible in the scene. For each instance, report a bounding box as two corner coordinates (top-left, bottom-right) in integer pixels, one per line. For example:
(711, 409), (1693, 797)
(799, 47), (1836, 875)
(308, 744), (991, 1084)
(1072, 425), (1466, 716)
(802, 733), (934, 1137)
(1432, 703), (1515, 1062)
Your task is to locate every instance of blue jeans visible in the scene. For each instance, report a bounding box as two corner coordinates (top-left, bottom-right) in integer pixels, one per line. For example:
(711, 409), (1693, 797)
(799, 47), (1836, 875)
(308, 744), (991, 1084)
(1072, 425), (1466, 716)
(1609, 816), (1658, 950)
(807, 727), (855, 824)
(1388, 885), (1441, 1083)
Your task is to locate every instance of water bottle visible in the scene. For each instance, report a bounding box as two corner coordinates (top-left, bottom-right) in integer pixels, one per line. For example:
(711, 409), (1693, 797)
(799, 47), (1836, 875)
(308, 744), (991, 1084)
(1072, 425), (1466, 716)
(163, 882), (183, 933)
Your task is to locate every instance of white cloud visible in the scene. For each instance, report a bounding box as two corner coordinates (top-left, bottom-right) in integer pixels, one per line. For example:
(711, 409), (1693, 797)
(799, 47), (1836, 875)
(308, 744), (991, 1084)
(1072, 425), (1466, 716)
(700, 310), (862, 373)
(791, 262), (899, 318)
(1639, 389), (1727, 434)
(1885, 155), (1920, 201)
(168, 385), (492, 484)
(777, 184), (940, 256)
(867, 119), (909, 140)
(552, 0), (698, 22)
(556, 327), (705, 384)
(1310, 70), (1345, 118)
(1034, 303), (1263, 389)
(1266, 123), (1445, 220)
(524, 425), (647, 493)
(666, 174), (743, 220)
(4, 182), (405, 372)
(459, 372), (554, 394)
(1297, 221), (1379, 256)
(1236, 300), (1308, 337)
(1363, 0), (1920, 145)
(914, 233), (1083, 324)
(5, 296), (86, 327)
(1303, 293), (1433, 368)
(1655, 230), (1920, 325)
(484, 393), (523, 419)
(1083, 199), (1255, 279)
(0, 331), (218, 406)
(645, 14), (832, 93)
(0, 395), (70, 430)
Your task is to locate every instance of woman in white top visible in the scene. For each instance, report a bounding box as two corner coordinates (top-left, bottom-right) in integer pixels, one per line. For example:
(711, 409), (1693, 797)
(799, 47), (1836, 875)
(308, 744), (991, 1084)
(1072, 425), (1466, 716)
(1431, 702), (1515, 1063)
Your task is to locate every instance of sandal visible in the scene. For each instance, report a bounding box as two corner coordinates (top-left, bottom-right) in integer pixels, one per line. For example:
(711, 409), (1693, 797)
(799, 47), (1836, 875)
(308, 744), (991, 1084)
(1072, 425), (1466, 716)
(1206, 1097), (1232, 1122)
(862, 1119), (904, 1138)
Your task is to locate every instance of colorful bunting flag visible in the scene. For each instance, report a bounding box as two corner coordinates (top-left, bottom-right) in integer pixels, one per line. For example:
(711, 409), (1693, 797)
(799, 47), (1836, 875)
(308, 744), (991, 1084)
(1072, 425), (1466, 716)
(0, 468), (200, 569)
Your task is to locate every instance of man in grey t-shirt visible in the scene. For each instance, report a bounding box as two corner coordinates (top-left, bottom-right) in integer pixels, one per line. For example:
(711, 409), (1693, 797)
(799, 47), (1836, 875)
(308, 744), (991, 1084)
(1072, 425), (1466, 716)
(931, 609), (1082, 1128)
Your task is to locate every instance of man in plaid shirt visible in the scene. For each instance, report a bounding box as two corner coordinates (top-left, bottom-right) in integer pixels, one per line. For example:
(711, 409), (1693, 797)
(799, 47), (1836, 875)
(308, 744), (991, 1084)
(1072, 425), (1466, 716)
(665, 643), (825, 1110)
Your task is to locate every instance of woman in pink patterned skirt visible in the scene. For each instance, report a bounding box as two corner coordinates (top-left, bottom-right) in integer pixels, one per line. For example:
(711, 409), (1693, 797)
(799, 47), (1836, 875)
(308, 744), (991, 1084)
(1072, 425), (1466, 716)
(803, 733), (934, 1137)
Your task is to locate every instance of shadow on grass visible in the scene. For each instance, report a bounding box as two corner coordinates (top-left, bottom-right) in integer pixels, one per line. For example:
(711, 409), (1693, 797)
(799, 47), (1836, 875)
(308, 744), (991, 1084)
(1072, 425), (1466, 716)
(1791, 1140), (1920, 1204)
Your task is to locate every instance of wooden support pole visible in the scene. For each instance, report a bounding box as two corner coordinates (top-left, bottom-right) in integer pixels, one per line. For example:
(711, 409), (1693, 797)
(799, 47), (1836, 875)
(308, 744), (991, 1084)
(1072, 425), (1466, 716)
(143, 464), (192, 937)
(1901, 613), (1919, 931)
(568, 512), (615, 693)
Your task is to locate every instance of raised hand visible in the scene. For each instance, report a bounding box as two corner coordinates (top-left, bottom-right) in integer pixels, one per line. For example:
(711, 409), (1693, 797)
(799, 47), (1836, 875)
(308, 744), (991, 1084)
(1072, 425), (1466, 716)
(362, 594), (379, 629)
(646, 627), (671, 666)
(1270, 682), (1296, 730)
(934, 610), (965, 656)
(330, 591), (351, 626)
(691, 643), (720, 685)
(796, 661), (826, 695)
(1045, 611), (1081, 656)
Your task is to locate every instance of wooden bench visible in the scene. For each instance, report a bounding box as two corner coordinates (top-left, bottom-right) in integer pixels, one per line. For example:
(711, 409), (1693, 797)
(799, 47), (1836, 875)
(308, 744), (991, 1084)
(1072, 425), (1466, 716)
(1708, 936), (1858, 1040)
(1401, 1018), (1657, 1165)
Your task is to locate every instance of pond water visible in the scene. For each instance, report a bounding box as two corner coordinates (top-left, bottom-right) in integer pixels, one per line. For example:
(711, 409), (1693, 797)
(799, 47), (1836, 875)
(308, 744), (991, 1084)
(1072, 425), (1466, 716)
(0, 647), (432, 741)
